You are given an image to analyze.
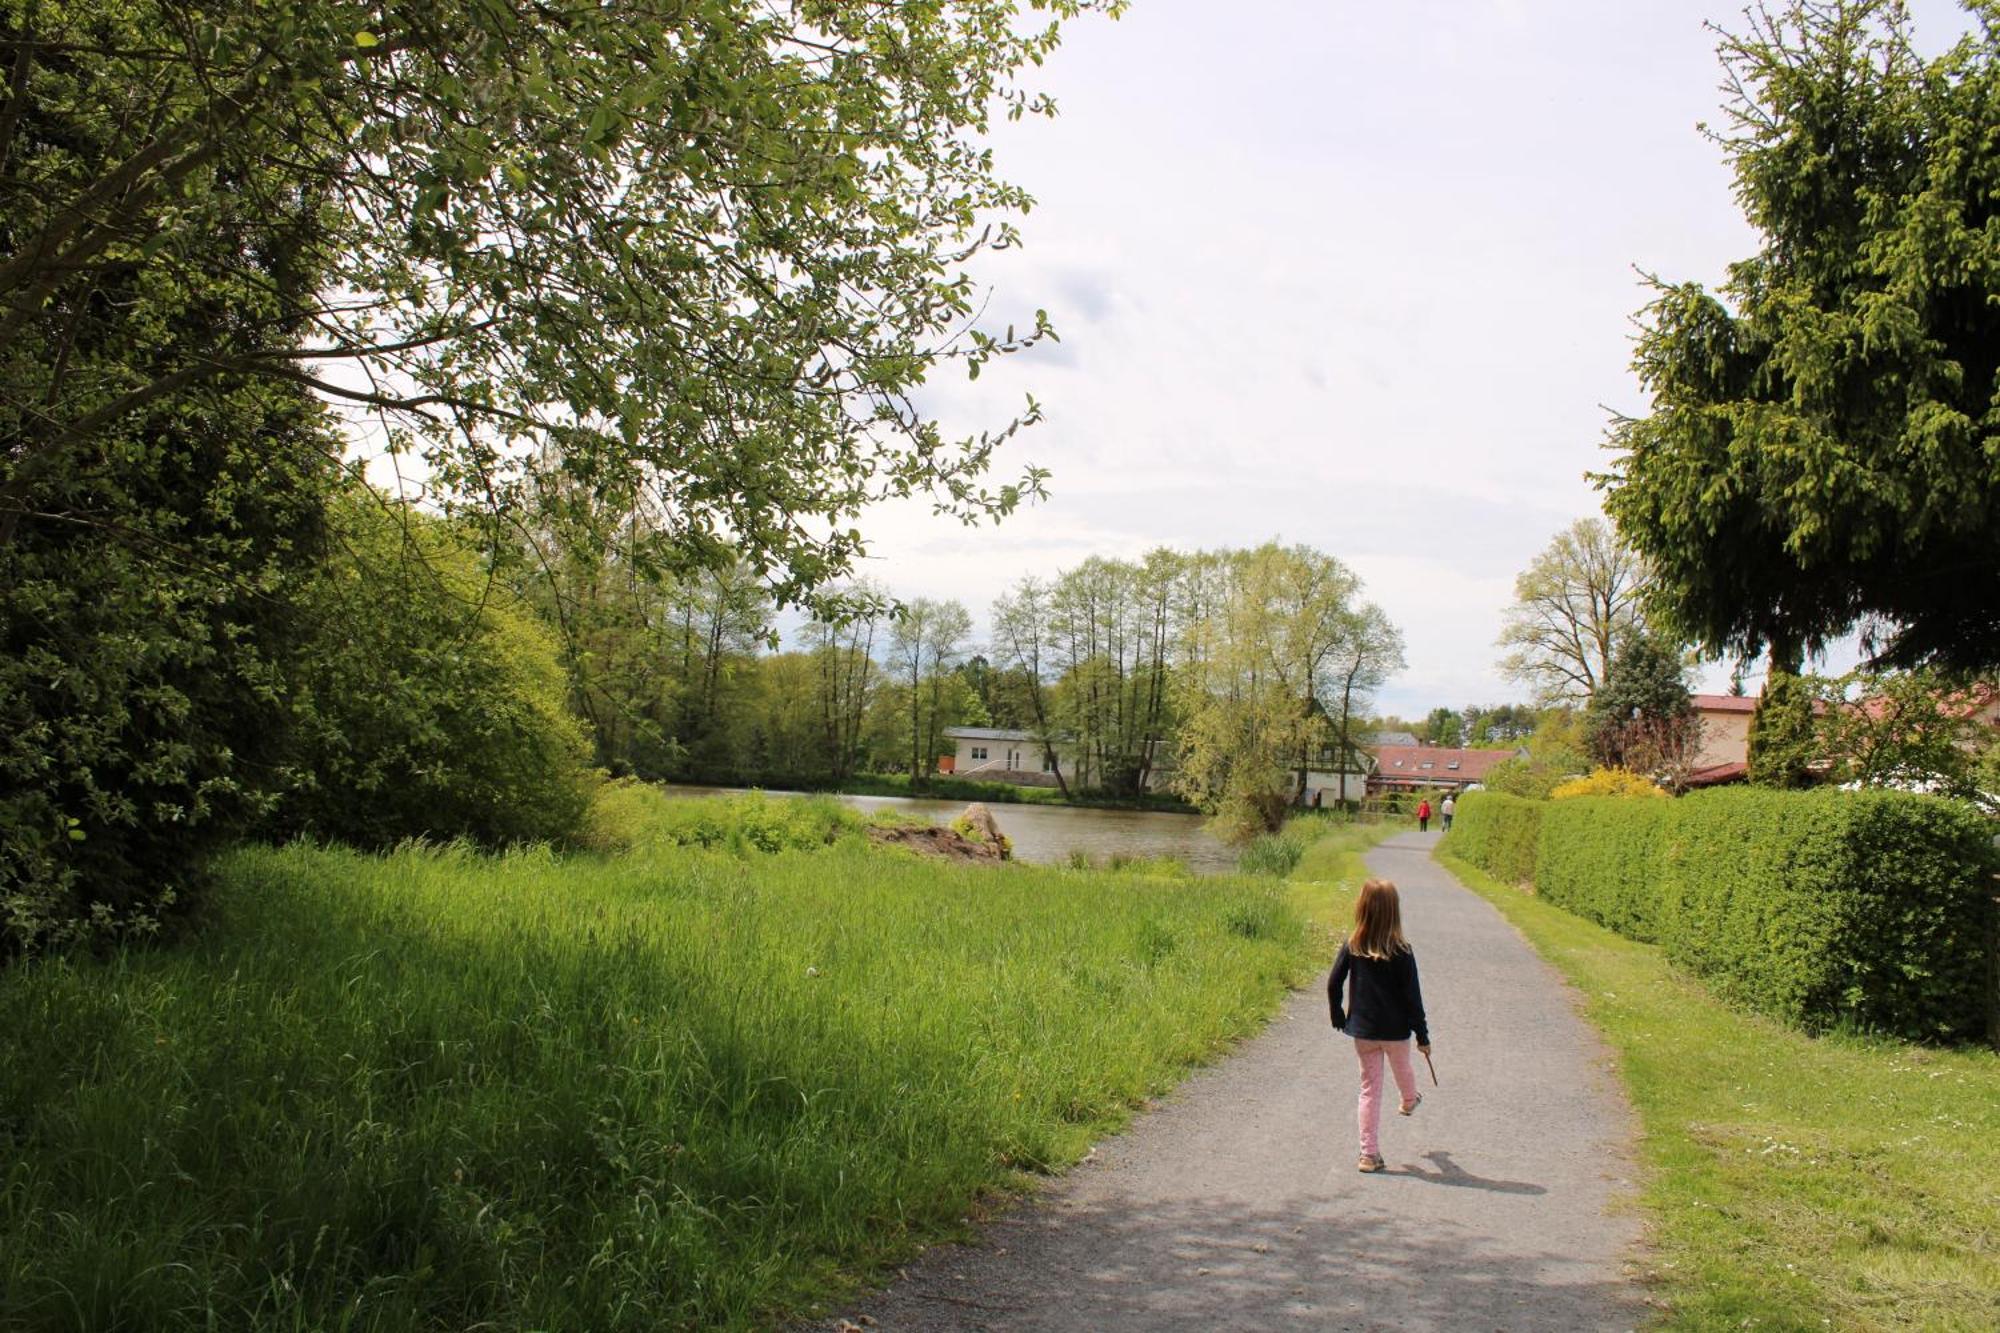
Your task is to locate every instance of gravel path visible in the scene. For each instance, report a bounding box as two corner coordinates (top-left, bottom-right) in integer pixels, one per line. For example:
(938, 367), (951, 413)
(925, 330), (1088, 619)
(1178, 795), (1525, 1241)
(814, 832), (1645, 1331)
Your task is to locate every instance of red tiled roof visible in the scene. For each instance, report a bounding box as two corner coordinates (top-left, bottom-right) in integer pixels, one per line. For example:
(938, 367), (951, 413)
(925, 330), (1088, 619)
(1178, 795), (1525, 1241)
(1854, 680), (2000, 723)
(1684, 761), (1748, 787)
(1692, 693), (1757, 713)
(1370, 745), (1520, 782)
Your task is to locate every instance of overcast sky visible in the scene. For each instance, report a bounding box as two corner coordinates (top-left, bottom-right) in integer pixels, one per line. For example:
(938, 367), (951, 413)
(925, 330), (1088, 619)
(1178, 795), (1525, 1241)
(833, 0), (1975, 720)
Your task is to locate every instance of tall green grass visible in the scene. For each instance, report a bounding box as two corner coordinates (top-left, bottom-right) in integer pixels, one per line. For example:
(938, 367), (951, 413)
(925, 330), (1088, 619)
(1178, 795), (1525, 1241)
(581, 782), (876, 855)
(1283, 819), (1397, 937)
(0, 838), (1311, 1331)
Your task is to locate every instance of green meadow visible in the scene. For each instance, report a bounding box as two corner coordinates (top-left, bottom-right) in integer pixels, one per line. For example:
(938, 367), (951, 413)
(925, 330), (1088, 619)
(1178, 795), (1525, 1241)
(0, 806), (1348, 1331)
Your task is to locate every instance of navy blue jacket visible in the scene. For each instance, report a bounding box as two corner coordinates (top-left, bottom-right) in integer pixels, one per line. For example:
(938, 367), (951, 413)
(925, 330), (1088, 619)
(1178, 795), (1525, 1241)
(1327, 942), (1430, 1045)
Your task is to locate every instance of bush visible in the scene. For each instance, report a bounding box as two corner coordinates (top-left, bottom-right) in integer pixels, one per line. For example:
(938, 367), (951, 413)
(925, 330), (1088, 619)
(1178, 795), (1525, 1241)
(1442, 791), (1544, 884)
(0, 396), (336, 954)
(1237, 829), (1307, 877)
(272, 493), (593, 849)
(1535, 798), (1672, 942)
(582, 784), (866, 856)
(1549, 767), (1668, 800)
(1654, 787), (1996, 1042)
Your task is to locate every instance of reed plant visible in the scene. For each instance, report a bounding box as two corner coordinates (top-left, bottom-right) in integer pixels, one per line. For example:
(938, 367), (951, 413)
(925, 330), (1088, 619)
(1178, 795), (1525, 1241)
(0, 837), (1310, 1331)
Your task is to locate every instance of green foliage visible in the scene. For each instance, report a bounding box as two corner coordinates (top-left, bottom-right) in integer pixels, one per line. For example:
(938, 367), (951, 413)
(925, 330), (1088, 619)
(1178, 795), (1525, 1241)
(0, 835), (1306, 1329)
(1420, 707), (1463, 747)
(1481, 710), (1591, 798)
(1440, 791), (1544, 885)
(1813, 667), (1997, 809)
(274, 493), (594, 848)
(0, 402), (335, 954)
(7, 2), (1125, 608)
(1535, 798), (1673, 942)
(1549, 768), (1668, 800)
(1600, 1), (2000, 671)
(1237, 829), (1308, 877)
(1516, 781), (1997, 1040)
(1172, 544), (1401, 835)
(0, 4), (343, 950)
(1584, 632), (1694, 771)
(1654, 787), (1996, 1041)
(1747, 667), (1821, 788)
(581, 785), (866, 857)
(1440, 850), (2000, 1330)
(1482, 755), (1584, 800)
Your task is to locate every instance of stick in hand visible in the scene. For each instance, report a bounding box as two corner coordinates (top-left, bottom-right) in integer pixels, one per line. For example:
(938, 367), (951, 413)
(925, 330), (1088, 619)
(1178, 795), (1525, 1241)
(1421, 1048), (1438, 1086)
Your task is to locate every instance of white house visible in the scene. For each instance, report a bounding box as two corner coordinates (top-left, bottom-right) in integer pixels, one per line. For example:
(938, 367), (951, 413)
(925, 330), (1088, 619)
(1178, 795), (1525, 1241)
(941, 726), (1073, 786)
(940, 726), (1176, 791)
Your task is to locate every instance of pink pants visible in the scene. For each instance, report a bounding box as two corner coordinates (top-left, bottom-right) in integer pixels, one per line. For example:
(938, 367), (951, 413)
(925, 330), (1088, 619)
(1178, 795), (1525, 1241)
(1353, 1037), (1419, 1158)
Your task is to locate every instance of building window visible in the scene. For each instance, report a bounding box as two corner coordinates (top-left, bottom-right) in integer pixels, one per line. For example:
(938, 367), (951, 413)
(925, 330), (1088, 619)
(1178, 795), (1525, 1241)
(971, 746), (987, 760)
(1042, 755), (1054, 773)
(1420, 761), (1434, 770)
(1447, 761), (1460, 771)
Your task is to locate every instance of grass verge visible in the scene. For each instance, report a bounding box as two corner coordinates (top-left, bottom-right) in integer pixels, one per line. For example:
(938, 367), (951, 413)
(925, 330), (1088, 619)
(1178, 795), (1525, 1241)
(1437, 850), (2000, 1331)
(0, 839), (1313, 1331)
(1283, 818), (1397, 939)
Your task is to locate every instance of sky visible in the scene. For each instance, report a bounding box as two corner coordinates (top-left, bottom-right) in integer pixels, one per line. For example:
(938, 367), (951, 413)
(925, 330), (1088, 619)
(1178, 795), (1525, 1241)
(830, 0), (1977, 720)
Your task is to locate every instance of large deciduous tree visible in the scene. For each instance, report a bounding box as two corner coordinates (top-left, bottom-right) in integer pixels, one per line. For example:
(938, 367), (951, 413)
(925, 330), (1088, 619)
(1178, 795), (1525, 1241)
(2, 0), (1120, 597)
(1172, 544), (1397, 836)
(886, 598), (973, 779)
(1497, 518), (1651, 706)
(1599, 0), (2000, 672)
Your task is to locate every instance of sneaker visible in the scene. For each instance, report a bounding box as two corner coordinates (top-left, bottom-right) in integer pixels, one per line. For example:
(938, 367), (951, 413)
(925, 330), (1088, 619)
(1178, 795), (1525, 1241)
(1398, 1094), (1422, 1117)
(1357, 1155), (1385, 1173)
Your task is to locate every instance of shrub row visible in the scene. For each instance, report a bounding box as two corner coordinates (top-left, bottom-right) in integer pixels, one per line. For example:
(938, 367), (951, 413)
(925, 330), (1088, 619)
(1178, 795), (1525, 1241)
(1441, 790), (1543, 884)
(1535, 798), (1672, 943)
(1448, 788), (1997, 1042)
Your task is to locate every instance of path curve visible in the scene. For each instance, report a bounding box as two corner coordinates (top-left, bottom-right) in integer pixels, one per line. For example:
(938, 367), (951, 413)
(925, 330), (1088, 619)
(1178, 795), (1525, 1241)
(815, 832), (1644, 1331)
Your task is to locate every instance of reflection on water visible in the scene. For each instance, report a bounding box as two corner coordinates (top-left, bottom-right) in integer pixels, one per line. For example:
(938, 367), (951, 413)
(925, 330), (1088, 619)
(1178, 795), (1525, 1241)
(663, 786), (1238, 875)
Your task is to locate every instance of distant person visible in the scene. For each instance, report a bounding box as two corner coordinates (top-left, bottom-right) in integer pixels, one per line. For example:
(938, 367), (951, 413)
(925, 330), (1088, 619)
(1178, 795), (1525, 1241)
(1328, 879), (1432, 1174)
(1416, 797), (1431, 832)
(1440, 794), (1455, 831)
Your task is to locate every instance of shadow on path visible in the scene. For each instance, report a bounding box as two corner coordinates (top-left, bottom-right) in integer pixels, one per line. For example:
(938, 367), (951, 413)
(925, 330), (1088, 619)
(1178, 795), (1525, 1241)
(1397, 1150), (1548, 1196)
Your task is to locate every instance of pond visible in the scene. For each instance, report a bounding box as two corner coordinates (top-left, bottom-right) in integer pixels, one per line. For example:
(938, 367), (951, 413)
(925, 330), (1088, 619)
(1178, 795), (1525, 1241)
(663, 786), (1241, 875)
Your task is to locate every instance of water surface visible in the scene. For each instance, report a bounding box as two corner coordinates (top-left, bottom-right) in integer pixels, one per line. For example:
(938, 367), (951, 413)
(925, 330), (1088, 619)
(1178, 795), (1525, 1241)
(664, 786), (1238, 875)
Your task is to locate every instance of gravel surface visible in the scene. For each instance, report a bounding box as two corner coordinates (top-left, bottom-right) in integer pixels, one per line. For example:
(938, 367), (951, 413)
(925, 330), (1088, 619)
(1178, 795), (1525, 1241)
(810, 831), (1645, 1331)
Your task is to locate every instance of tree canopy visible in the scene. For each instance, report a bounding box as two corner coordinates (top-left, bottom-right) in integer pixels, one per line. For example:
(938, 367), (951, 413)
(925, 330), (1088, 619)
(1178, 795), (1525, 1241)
(2, 0), (1120, 601)
(1497, 518), (1651, 705)
(1599, 0), (2000, 672)
(1584, 632), (1696, 776)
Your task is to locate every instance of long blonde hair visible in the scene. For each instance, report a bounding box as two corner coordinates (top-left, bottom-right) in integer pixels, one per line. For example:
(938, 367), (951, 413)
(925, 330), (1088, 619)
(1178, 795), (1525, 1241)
(1348, 879), (1409, 959)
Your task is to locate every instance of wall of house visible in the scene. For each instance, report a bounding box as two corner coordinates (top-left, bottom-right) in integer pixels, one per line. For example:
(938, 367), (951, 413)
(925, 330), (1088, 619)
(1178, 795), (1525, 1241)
(1694, 710), (1752, 769)
(952, 737), (1070, 782)
(1303, 771), (1369, 805)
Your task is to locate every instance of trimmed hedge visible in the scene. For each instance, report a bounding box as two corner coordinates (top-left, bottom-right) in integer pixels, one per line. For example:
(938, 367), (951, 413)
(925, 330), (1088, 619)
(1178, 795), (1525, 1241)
(1655, 787), (1995, 1043)
(1536, 798), (1673, 943)
(1458, 785), (1998, 1043)
(1442, 791), (1544, 884)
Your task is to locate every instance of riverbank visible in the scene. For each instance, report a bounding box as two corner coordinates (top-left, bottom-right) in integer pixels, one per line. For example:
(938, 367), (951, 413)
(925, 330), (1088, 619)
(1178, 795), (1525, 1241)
(0, 833), (1315, 1331)
(1439, 850), (2000, 1329)
(669, 770), (1200, 814)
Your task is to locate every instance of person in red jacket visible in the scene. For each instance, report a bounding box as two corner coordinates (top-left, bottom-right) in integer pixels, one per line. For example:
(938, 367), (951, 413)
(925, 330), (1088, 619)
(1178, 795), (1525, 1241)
(1416, 797), (1432, 832)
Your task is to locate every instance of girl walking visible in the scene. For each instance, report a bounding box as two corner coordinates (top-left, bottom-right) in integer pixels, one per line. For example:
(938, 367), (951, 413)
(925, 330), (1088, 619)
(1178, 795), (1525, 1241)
(1327, 879), (1431, 1173)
